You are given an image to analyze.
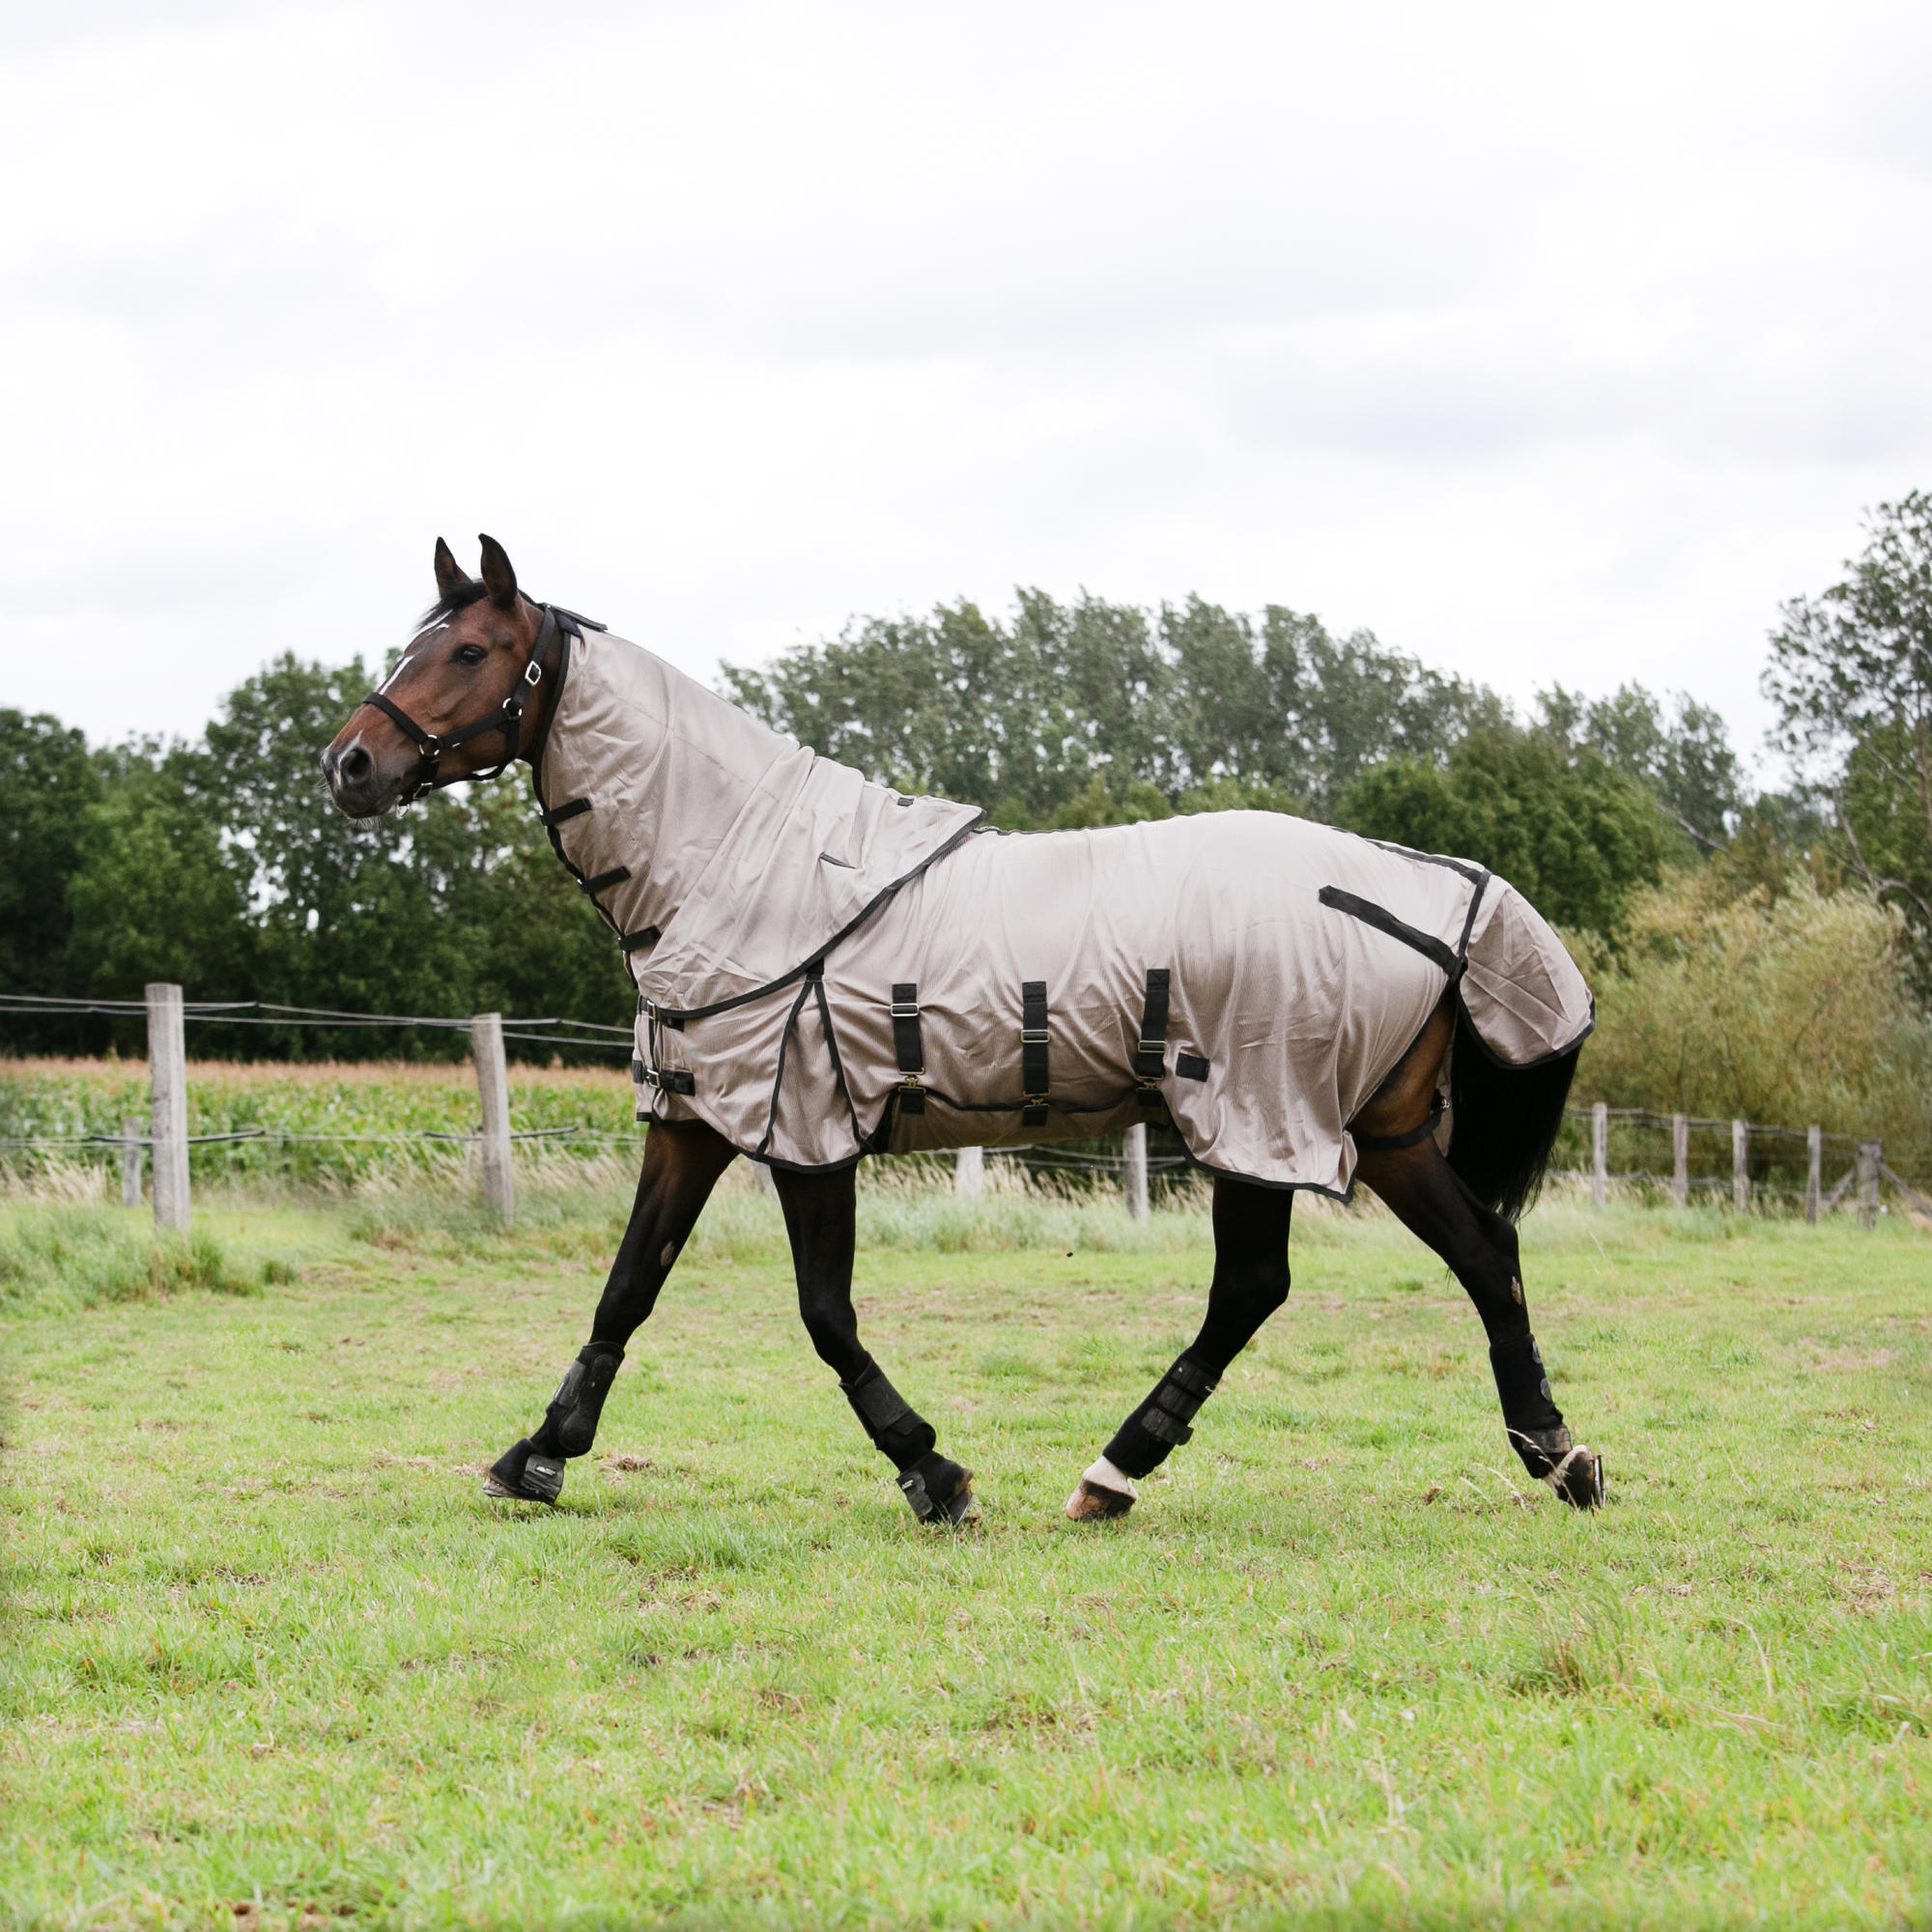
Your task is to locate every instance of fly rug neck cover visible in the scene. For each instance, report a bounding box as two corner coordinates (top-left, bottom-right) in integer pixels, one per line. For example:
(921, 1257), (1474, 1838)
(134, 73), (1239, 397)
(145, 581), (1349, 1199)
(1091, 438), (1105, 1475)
(532, 629), (1594, 1191)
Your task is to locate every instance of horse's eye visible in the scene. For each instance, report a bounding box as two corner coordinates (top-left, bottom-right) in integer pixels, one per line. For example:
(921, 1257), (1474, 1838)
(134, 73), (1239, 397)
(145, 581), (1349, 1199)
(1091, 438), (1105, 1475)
(454, 644), (487, 667)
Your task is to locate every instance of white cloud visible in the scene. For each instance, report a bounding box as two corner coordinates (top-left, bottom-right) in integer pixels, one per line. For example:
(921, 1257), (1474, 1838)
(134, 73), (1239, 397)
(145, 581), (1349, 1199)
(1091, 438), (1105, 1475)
(3, 0), (1929, 777)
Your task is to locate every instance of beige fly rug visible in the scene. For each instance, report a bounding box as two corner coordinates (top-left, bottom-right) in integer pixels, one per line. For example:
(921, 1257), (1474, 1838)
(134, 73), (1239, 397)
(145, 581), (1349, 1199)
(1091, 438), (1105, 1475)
(532, 624), (1594, 1197)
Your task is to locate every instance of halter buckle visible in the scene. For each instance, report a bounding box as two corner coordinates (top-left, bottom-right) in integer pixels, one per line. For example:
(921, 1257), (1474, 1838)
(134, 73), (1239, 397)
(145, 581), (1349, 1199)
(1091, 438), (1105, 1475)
(524, 659), (543, 688)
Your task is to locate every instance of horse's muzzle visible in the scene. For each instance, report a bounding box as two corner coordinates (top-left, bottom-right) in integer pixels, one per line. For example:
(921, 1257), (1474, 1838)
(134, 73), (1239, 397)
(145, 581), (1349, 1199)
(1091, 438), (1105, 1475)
(320, 740), (399, 818)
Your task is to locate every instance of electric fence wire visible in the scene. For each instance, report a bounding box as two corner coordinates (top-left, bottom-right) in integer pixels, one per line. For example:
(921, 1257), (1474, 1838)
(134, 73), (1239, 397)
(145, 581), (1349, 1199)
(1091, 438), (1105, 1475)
(0, 993), (631, 1041)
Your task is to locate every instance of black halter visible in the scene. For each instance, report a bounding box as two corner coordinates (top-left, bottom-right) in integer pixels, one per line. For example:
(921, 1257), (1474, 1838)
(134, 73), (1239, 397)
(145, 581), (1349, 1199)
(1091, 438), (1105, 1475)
(361, 604), (572, 803)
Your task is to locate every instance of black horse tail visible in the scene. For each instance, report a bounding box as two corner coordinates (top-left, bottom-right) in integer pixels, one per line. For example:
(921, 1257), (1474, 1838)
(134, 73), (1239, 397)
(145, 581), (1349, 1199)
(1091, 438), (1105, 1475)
(1445, 1003), (1581, 1223)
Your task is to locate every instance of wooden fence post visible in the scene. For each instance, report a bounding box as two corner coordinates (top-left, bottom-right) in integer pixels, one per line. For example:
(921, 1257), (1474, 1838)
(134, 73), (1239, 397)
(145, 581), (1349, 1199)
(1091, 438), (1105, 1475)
(1732, 1120), (1748, 1213)
(1805, 1125), (1821, 1225)
(121, 1118), (144, 1209)
(1591, 1102), (1607, 1208)
(1123, 1122), (1150, 1222)
(955, 1147), (984, 1198)
(146, 982), (190, 1234)
(471, 1013), (515, 1224)
(1672, 1114), (1689, 1208)
(1858, 1140), (1881, 1232)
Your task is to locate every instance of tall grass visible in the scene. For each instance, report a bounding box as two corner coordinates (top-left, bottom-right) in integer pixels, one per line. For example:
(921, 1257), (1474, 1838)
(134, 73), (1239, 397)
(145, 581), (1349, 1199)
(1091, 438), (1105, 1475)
(0, 1206), (267, 1313)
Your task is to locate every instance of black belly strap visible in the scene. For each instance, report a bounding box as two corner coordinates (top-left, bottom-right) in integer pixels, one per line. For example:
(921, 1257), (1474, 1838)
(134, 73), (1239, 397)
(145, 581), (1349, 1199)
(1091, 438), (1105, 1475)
(890, 982), (926, 1115)
(1135, 967), (1171, 1110)
(1020, 980), (1050, 1126)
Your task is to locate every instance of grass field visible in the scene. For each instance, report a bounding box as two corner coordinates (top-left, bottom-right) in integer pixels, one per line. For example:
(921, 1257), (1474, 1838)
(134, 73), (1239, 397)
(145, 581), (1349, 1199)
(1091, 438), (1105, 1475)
(2, 1180), (1928, 1930)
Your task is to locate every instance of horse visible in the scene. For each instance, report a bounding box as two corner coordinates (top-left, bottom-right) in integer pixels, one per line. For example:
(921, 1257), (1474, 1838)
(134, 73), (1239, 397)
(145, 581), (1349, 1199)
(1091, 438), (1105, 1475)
(322, 536), (1605, 1526)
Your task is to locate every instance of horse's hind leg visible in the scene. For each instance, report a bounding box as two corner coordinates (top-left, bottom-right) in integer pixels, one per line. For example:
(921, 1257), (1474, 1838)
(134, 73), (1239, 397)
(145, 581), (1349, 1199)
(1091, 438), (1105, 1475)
(1354, 1136), (1604, 1508)
(1066, 1177), (1293, 1520)
(484, 1122), (738, 1503)
(772, 1163), (976, 1526)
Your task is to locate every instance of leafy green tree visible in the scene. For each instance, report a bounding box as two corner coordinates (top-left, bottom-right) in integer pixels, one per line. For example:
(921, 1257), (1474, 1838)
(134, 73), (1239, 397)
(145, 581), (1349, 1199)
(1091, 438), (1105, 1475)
(1336, 726), (1679, 936)
(0, 711), (101, 1051)
(724, 590), (1504, 823)
(1540, 683), (1742, 849)
(66, 746), (252, 1007)
(1765, 491), (1932, 970)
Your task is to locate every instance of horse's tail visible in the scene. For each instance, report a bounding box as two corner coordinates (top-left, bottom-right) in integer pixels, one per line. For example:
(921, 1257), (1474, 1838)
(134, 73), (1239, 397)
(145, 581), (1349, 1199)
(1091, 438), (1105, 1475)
(1445, 1003), (1581, 1223)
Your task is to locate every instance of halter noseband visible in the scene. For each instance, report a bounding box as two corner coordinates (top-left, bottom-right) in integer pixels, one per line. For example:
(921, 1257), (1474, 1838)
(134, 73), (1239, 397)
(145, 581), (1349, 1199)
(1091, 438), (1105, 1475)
(360, 603), (571, 803)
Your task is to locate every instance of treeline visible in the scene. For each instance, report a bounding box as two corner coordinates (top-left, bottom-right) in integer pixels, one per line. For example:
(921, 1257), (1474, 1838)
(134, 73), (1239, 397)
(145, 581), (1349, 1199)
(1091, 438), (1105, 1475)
(7, 600), (1726, 1062)
(724, 595), (1745, 937)
(1, 660), (625, 1061)
(6, 495), (1930, 1071)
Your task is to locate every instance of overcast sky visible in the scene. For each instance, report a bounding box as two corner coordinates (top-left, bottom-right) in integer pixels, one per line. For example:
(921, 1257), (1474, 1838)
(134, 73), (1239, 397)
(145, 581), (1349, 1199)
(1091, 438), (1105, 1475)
(5, 1), (1931, 768)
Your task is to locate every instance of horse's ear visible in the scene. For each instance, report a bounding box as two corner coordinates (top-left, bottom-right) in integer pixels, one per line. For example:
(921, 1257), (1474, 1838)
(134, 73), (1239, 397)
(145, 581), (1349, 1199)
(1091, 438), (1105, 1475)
(433, 537), (472, 601)
(477, 534), (519, 611)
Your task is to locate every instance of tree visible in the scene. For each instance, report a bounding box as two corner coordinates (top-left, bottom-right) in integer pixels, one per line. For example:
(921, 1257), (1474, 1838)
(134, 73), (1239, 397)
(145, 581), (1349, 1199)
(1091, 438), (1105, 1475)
(1764, 491), (1932, 965)
(1336, 725), (1680, 936)
(0, 711), (100, 1051)
(724, 590), (1506, 823)
(1574, 869), (1932, 1167)
(66, 745), (252, 1006)
(1539, 683), (1742, 850)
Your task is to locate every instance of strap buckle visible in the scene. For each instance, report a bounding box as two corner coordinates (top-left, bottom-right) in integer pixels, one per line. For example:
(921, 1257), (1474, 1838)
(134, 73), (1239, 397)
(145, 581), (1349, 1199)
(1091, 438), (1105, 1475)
(638, 1065), (696, 1096)
(524, 658), (543, 688)
(1019, 1028), (1049, 1044)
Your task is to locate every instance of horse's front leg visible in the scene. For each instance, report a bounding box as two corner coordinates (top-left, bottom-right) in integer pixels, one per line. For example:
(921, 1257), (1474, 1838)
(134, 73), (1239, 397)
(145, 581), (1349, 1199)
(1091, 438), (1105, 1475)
(1066, 1176), (1293, 1520)
(484, 1122), (738, 1502)
(1355, 1136), (1604, 1508)
(771, 1162), (976, 1525)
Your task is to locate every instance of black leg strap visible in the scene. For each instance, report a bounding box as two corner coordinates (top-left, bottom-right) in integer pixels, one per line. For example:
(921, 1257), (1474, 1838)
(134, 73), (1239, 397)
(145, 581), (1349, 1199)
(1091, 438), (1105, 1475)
(1104, 1351), (1221, 1478)
(890, 981), (925, 1115)
(1020, 979), (1050, 1126)
(839, 1360), (938, 1470)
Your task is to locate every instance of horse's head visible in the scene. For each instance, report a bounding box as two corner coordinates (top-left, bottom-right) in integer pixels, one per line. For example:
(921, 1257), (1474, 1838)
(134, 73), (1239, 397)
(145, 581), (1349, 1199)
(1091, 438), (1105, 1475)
(321, 535), (550, 818)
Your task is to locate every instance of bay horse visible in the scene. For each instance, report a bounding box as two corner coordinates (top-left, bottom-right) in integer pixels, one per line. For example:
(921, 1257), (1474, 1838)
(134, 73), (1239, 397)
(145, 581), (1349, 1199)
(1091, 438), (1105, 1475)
(322, 538), (1605, 1524)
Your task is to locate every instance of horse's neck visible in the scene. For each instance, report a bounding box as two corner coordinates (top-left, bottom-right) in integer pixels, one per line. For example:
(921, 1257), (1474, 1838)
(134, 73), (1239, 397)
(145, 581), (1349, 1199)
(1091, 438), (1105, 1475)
(544, 630), (805, 933)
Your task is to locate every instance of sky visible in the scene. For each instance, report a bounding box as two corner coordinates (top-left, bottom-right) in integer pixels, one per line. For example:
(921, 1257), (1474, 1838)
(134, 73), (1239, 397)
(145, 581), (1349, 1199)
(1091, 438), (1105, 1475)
(5, 0), (1932, 773)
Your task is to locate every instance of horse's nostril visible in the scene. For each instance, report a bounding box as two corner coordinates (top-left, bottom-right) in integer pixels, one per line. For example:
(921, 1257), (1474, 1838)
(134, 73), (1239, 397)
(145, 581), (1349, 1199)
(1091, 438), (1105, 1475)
(340, 746), (373, 784)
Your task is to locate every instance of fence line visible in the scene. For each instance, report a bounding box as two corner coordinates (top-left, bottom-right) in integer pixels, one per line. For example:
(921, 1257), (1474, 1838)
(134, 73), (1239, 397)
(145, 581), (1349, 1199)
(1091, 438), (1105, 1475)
(0, 992), (631, 1054)
(7, 981), (1929, 1230)
(1563, 1103), (1928, 1225)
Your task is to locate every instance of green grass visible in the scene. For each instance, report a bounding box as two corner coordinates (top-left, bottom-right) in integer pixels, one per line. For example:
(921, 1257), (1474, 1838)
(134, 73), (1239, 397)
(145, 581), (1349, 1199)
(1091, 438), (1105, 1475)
(2, 1189), (1928, 1930)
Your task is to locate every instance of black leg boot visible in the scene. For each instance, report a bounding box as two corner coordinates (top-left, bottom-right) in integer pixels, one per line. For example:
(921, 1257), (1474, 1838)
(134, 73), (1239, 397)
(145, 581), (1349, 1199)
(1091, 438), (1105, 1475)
(486, 1341), (625, 1503)
(841, 1360), (975, 1524)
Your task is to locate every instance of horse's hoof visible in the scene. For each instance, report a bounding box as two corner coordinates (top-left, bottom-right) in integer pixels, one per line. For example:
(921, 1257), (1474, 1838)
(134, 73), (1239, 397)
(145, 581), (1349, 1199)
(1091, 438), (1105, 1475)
(1549, 1447), (1605, 1510)
(1065, 1478), (1135, 1521)
(484, 1439), (565, 1504)
(898, 1453), (975, 1525)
